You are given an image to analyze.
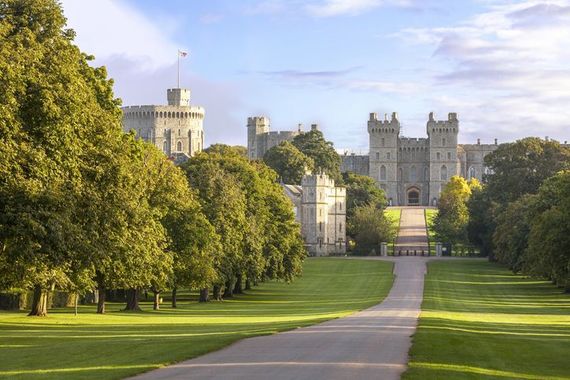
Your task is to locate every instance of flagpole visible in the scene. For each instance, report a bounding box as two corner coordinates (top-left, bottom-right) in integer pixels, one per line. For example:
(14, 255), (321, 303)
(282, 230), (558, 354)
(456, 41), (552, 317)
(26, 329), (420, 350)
(177, 51), (180, 88)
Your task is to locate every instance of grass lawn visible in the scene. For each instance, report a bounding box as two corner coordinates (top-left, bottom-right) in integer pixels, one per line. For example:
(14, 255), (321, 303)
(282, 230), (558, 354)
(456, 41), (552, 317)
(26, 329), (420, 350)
(384, 208), (402, 230)
(0, 258), (393, 380)
(404, 260), (570, 380)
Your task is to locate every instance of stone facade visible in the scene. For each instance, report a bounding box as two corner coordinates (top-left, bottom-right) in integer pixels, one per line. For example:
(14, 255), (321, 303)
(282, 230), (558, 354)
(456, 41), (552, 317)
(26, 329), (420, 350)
(247, 116), (312, 159)
(122, 88), (205, 162)
(283, 173), (346, 256)
(363, 111), (498, 206)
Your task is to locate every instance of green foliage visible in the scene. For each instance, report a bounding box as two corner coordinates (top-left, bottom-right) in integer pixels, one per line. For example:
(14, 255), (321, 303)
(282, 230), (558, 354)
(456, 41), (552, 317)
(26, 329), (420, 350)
(291, 129), (342, 183)
(524, 171), (570, 291)
(181, 151), (306, 292)
(204, 144), (248, 158)
(349, 204), (396, 255)
(492, 194), (536, 272)
(484, 137), (570, 205)
(433, 176), (474, 244)
(263, 141), (314, 185)
(342, 172), (387, 217)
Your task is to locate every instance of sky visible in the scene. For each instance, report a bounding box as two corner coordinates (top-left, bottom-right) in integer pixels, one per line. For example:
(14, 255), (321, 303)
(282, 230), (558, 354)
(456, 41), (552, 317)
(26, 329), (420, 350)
(60, 0), (570, 151)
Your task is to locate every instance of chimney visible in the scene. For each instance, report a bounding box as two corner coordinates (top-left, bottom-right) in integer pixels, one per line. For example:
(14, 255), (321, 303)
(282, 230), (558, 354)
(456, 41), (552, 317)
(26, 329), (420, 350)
(494, 138), (498, 145)
(477, 138), (480, 145)
(311, 124), (318, 131)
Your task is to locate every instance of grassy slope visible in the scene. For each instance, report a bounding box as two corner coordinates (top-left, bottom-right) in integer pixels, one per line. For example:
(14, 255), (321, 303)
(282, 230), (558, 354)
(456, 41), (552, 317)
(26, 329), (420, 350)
(0, 258), (393, 380)
(404, 260), (570, 380)
(384, 208), (401, 230)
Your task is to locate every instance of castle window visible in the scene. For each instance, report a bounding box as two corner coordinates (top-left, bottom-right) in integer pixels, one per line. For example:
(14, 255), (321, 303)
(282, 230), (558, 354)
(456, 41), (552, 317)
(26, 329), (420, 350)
(448, 152), (452, 160)
(177, 141), (182, 151)
(424, 167), (429, 181)
(411, 166), (417, 182)
(442, 138), (446, 146)
(339, 223), (343, 232)
(387, 152), (391, 160)
(399, 168), (403, 180)
(163, 141), (167, 152)
(412, 150), (416, 160)
(380, 165), (387, 181)
(319, 222), (322, 232)
(441, 165), (448, 181)
(468, 166), (476, 179)
(178, 129), (181, 136)
(436, 152), (441, 160)
(381, 138), (385, 147)
(376, 152), (380, 160)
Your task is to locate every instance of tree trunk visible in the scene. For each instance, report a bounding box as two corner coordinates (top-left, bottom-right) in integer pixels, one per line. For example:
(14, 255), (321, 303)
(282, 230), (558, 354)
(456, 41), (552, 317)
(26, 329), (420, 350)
(66, 292), (77, 307)
(153, 291), (160, 310)
(97, 286), (106, 314)
(213, 285), (222, 301)
(233, 274), (243, 294)
(199, 288), (209, 302)
(28, 286), (48, 316)
(245, 279), (252, 291)
(223, 279), (234, 298)
(171, 288), (177, 308)
(124, 288), (141, 311)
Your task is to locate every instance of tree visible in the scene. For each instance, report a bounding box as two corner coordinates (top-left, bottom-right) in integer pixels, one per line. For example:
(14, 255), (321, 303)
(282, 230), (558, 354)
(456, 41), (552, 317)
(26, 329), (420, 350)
(524, 171), (570, 292)
(182, 156), (248, 301)
(0, 0), (131, 316)
(493, 194), (537, 272)
(292, 129), (343, 183)
(484, 137), (570, 205)
(342, 172), (387, 216)
(349, 204), (396, 255)
(467, 187), (497, 258)
(263, 141), (314, 185)
(204, 144), (248, 158)
(434, 176), (475, 245)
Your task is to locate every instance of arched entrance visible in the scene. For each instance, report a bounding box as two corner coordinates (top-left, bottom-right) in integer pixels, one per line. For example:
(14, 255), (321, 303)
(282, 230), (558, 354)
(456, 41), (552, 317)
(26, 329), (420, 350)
(407, 187), (420, 206)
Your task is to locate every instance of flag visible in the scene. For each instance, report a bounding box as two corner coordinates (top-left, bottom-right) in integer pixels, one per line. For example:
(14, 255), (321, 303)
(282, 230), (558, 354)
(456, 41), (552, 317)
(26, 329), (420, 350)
(178, 50), (188, 58)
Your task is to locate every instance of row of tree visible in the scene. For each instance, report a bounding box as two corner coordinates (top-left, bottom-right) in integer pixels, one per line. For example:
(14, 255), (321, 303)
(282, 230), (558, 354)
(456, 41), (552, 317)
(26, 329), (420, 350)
(0, 0), (305, 316)
(434, 137), (570, 291)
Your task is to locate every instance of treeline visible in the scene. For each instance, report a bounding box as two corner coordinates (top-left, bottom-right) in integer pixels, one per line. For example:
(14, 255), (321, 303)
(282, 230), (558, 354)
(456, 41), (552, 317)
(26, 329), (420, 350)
(434, 138), (570, 291)
(0, 0), (305, 316)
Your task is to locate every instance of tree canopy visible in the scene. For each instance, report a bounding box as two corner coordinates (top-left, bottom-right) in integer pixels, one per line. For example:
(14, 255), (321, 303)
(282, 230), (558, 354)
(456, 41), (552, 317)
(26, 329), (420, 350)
(263, 141), (314, 185)
(291, 129), (342, 183)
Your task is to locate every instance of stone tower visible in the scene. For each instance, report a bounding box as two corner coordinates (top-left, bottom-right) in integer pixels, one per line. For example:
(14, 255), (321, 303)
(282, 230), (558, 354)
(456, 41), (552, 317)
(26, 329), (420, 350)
(122, 88), (205, 163)
(247, 116), (270, 159)
(427, 112), (459, 205)
(368, 112), (400, 205)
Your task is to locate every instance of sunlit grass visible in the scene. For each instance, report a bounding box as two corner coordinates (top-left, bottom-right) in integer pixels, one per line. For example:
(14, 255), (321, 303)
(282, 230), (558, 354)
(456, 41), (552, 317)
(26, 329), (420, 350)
(403, 260), (570, 380)
(0, 258), (393, 380)
(384, 208), (401, 230)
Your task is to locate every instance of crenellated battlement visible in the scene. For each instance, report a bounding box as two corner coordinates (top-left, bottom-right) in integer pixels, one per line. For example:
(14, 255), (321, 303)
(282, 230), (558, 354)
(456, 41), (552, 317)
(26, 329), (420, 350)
(122, 105), (205, 120)
(368, 111), (400, 134)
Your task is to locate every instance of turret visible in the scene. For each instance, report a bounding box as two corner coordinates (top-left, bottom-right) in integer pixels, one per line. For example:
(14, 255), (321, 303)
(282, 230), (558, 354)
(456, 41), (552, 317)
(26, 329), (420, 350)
(167, 88), (191, 107)
(247, 116), (270, 159)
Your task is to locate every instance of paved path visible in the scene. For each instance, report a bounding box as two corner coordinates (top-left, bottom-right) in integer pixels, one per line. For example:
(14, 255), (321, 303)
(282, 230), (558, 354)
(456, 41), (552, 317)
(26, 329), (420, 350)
(132, 208), (431, 380)
(394, 207), (429, 253)
(132, 257), (427, 380)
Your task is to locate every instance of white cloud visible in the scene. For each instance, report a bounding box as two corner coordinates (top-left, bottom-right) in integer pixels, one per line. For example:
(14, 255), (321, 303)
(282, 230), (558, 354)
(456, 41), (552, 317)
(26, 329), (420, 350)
(62, 0), (181, 71)
(306, 0), (417, 17)
(60, 0), (244, 146)
(396, 0), (570, 142)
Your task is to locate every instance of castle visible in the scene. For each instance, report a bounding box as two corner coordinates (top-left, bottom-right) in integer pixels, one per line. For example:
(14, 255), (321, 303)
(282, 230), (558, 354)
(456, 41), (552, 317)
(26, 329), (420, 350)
(122, 88), (205, 162)
(247, 112), (500, 206)
(282, 173), (346, 256)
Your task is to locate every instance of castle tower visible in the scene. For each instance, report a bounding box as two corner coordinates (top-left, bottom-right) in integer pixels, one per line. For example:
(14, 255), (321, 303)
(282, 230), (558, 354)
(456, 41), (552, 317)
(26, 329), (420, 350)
(302, 173), (333, 256)
(122, 88), (205, 163)
(427, 112), (459, 205)
(247, 116), (270, 159)
(368, 112), (400, 205)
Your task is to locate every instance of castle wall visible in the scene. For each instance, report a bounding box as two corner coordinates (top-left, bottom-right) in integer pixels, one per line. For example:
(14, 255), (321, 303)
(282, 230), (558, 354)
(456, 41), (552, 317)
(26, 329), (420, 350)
(340, 154), (369, 176)
(458, 143), (499, 181)
(246, 116), (299, 159)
